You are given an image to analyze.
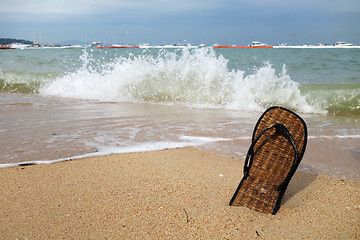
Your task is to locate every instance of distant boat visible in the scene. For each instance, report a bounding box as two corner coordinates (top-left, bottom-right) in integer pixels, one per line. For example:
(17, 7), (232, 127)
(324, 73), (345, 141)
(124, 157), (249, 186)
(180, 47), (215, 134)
(138, 43), (151, 48)
(138, 44), (199, 49)
(152, 45), (186, 49)
(335, 41), (353, 46)
(112, 45), (139, 48)
(8, 43), (31, 49)
(141, 45), (187, 49)
(274, 42), (360, 49)
(213, 42), (273, 48)
(91, 42), (103, 47)
(249, 41), (268, 46)
(59, 45), (85, 49)
(97, 45), (139, 49)
(0, 46), (15, 49)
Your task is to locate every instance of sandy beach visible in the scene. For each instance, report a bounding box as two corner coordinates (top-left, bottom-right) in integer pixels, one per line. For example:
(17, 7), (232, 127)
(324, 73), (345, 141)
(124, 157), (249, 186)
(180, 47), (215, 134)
(0, 147), (359, 239)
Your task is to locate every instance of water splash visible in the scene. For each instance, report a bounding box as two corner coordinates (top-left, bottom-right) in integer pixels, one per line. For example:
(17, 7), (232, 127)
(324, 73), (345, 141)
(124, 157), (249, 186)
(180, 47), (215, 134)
(40, 48), (320, 114)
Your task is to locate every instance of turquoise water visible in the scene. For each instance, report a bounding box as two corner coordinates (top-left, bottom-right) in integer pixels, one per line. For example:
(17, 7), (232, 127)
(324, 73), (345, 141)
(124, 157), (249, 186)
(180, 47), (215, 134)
(1, 47), (359, 117)
(0, 47), (359, 179)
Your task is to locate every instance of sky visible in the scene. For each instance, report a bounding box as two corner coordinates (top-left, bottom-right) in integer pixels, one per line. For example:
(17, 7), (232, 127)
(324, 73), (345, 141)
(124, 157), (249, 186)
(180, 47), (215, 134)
(1, 0), (359, 46)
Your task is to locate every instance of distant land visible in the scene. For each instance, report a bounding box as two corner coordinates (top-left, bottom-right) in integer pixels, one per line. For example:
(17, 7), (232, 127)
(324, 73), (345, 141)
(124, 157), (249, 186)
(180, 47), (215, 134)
(0, 38), (91, 46)
(0, 38), (33, 45)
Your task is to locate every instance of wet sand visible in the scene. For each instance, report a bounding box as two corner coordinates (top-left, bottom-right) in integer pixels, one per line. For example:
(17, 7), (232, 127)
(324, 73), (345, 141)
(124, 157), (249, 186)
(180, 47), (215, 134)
(1, 93), (359, 180)
(0, 147), (359, 239)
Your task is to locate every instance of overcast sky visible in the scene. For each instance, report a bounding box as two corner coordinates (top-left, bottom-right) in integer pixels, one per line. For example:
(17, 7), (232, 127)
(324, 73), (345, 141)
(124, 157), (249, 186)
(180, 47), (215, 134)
(1, 0), (359, 45)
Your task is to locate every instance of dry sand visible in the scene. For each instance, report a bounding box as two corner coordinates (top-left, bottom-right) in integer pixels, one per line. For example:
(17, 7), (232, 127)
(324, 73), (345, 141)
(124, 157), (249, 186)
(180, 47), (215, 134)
(0, 147), (359, 239)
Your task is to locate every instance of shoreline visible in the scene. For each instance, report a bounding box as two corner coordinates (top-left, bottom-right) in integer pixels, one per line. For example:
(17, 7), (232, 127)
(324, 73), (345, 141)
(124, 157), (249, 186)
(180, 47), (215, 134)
(1, 147), (359, 239)
(1, 134), (359, 181)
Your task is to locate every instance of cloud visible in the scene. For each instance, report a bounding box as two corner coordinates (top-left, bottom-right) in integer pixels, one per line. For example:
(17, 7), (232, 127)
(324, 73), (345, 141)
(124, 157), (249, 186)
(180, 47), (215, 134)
(1, 0), (359, 45)
(0, 0), (132, 17)
(2, 0), (359, 23)
(0, 0), (223, 18)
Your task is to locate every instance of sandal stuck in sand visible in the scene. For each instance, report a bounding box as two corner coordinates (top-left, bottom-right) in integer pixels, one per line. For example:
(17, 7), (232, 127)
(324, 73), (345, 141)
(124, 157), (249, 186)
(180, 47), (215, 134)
(229, 106), (308, 214)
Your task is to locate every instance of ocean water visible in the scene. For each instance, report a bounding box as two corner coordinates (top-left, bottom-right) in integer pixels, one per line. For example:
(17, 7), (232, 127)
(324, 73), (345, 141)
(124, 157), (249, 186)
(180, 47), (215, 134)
(0, 47), (359, 179)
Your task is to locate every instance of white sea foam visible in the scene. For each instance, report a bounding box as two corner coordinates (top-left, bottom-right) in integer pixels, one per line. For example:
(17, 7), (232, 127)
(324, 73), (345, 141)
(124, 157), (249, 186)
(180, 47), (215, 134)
(0, 136), (231, 168)
(40, 48), (321, 114)
(309, 134), (360, 139)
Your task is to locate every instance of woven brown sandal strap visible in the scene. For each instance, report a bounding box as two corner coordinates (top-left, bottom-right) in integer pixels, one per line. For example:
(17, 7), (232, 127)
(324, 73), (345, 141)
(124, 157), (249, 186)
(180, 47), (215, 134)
(243, 123), (299, 191)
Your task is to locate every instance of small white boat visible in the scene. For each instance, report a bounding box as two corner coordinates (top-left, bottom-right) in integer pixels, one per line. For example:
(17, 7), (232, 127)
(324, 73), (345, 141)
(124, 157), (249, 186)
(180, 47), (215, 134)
(249, 41), (268, 46)
(335, 41), (353, 46)
(8, 43), (31, 49)
(59, 45), (85, 49)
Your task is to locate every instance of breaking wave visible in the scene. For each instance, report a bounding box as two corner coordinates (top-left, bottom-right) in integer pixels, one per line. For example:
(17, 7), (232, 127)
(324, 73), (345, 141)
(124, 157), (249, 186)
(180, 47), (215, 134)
(39, 48), (321, 114)
(2, 47), (358, 116)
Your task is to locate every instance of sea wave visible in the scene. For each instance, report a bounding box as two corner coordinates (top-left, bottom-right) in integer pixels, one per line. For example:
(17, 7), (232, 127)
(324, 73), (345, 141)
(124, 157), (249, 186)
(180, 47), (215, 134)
(1, 48), (359, 117)
(302, 83), (360, 117)
(38, 48), (321, 113)
(0, 70), (61, 94)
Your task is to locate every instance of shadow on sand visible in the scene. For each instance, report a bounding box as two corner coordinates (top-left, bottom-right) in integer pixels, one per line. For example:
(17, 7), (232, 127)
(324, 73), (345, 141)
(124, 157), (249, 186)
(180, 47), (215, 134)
(282, 165), (318, 205)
